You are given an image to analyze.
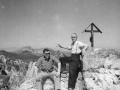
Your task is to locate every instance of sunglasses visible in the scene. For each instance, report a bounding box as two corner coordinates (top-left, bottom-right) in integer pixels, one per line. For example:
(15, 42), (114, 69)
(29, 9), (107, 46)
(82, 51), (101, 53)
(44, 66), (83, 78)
(71, 37), (76, 38)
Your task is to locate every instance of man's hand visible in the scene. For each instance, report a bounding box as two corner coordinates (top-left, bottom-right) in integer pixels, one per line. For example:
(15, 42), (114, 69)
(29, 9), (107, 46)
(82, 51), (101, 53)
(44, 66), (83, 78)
(82, 50), (86, 56)
(56, 71), (60, 77)
(57, 44), (62, 48)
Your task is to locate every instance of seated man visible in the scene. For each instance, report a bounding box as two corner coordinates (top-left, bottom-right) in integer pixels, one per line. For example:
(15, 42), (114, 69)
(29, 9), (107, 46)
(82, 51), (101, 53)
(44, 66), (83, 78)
(35, 48), (61, 90)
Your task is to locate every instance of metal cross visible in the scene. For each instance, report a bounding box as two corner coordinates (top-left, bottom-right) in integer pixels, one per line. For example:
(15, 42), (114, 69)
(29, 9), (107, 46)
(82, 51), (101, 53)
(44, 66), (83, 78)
(82, 23), (102, 47)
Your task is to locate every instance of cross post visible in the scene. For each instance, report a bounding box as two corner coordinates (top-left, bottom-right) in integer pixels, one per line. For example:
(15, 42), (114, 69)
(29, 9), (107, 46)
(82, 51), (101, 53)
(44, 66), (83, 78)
(82, 23), (102, 47)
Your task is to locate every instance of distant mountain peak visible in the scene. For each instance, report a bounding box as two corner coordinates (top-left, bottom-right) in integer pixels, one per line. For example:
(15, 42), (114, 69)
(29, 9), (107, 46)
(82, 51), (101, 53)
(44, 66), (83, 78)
(21, 46), (33, 51)
(14, 46), (34, 54)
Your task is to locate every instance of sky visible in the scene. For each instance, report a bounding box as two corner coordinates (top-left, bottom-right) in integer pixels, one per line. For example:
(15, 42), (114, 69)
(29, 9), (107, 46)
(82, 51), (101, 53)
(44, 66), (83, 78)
(0, 0), (120, 51)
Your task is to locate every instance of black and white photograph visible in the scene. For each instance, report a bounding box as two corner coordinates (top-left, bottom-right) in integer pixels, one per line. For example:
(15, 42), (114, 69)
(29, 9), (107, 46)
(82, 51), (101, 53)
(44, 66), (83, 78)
(0, 0), (120, 90)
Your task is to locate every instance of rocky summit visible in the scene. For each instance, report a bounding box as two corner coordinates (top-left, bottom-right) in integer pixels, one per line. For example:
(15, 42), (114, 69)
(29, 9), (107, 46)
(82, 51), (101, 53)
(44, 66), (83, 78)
(1, 47), (120, 90)
(17, 48), (120, 90)
(78, 48), (120, 90)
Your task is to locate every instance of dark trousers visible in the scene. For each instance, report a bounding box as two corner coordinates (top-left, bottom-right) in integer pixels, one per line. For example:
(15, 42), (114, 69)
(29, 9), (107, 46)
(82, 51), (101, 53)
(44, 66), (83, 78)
(68, 54), (81, 89)
(59, 56), (72, 72)
(59, 53), (83, 89)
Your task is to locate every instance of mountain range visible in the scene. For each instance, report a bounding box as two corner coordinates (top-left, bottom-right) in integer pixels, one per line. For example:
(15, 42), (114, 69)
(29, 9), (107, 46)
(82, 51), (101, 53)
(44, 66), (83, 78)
(0, 46), (71, 62)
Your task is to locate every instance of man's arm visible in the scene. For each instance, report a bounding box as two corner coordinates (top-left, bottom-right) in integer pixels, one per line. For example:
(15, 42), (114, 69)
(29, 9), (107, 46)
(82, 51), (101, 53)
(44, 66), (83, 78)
(58, 44), (71, 50)
(78, 42), (89, 56)
(81, 44), (89, 57)
(82, 44), (89, 52)
(35, 58), (42, 71)
(52, 56), (61, 75)
(57, 62), (61, 74)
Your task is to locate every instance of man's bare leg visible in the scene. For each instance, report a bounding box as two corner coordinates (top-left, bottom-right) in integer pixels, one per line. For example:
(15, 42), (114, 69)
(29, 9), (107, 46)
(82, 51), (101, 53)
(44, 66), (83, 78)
(36, 72), (48, 90)
(36, 80), (42, 90)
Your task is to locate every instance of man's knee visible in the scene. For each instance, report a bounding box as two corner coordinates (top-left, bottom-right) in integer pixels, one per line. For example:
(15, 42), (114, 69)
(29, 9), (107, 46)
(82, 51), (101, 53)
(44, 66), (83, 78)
(36, 75), (44, 82)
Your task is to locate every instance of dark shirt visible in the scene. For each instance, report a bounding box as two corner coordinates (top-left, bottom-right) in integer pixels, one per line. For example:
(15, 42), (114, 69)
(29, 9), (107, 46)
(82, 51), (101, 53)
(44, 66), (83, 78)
(35, 55), (60, 71)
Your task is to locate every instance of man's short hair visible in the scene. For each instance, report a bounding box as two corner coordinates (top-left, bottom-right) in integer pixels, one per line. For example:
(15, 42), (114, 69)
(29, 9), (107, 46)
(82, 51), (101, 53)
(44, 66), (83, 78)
(71, 33), (78, 38)
(43, 48), (50, 53)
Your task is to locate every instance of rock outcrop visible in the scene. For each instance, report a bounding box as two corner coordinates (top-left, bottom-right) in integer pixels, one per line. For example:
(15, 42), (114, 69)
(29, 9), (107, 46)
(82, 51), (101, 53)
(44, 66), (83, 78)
(80, 48), (120, 90)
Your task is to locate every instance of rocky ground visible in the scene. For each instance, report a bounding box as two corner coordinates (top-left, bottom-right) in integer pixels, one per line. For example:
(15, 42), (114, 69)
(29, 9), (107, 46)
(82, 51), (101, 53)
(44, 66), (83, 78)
(17, 72), (84, 90)
(81, 48), (120, 90)
(17, 73), (69, 90)
(2, 48), (120, 90)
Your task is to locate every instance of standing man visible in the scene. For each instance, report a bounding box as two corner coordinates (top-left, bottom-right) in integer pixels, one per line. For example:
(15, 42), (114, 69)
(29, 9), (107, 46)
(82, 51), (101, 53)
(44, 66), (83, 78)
(58, 33), (88, 90)
(35, 48), (61, 90)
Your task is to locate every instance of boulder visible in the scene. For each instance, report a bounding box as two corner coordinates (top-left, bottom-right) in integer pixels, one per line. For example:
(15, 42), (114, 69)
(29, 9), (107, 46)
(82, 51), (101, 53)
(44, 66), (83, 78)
(79, 48), (120, 90)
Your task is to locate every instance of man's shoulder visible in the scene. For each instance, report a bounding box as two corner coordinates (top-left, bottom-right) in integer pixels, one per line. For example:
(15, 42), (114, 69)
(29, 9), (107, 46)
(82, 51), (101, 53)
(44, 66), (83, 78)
(50, 55), (56, 59)
(76, 40), (83, 43)
(76, 41), (83, 44)
(50, 55), (60, 63)
(76, 41), (88, 46)
(38, 56), (44, 60)
(50, 55), (59, 60)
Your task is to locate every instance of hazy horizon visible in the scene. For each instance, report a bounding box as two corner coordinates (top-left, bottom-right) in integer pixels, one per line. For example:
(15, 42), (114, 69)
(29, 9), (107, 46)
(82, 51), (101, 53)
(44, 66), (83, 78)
(0, 0), (120, 50)
(1, 45), (120, 52)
